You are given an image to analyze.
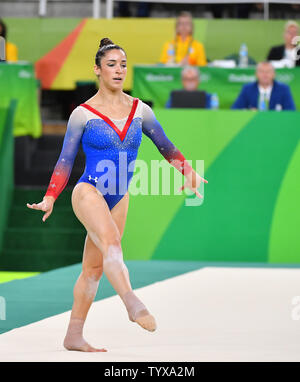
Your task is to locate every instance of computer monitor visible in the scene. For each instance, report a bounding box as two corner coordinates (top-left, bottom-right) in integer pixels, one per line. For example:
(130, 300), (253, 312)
(170, 90), (206, 109)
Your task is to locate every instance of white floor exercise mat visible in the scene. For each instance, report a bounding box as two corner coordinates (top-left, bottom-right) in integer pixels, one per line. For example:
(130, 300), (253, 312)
(0, 267), (300, 362)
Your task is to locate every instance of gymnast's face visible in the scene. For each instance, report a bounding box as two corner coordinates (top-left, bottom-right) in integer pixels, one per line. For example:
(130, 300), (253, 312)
(94, 49), (127, 90)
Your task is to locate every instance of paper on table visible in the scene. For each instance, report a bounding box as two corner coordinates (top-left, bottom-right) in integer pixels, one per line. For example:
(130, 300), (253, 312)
(270, 59), (295, 69)
(209, 60), (236, 68)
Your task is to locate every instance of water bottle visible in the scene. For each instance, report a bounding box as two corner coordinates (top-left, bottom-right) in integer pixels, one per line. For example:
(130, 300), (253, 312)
(239, 43), (248, 68)
(210, 93), (219, 109)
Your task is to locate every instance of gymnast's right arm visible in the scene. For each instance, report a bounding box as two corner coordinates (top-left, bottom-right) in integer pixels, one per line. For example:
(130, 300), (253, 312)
(26, 107), (86, 222)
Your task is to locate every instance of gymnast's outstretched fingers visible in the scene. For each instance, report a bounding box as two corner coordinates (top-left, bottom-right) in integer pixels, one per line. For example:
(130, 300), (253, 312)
(178, 169), (208, 198)
(26, 195), (55, 222)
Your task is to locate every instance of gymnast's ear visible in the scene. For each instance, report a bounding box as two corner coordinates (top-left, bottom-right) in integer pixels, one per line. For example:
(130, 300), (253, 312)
(94, 64), (101, 79)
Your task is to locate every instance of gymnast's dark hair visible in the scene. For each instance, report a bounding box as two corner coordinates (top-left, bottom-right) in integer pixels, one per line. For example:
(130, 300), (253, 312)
(95, 38), (126, 67)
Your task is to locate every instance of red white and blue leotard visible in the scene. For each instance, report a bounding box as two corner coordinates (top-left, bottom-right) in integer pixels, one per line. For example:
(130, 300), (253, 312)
(45, 97), (192, 210)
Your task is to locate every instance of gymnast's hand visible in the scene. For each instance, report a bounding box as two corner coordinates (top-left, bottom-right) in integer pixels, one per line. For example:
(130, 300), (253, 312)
(26, 196), (55, 222)
(178, 170), (208, 198)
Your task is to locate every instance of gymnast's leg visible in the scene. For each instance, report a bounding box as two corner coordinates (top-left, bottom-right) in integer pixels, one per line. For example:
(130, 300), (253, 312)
(109, 191), (155, 331)
(63, 232), (105, 352)
(65, 183), (155, 350)
(63, 187), (130, 352)
(72, 183), (156, 331)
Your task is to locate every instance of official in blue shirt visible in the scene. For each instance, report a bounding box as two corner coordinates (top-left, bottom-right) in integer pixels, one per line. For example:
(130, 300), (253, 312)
(231, 61), (296, 111)
(166, 66), (212, 109)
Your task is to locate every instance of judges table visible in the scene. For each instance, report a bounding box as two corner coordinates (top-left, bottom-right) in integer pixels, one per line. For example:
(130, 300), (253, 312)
(132, 65), (300, 110)
(0, 62), (42, 138)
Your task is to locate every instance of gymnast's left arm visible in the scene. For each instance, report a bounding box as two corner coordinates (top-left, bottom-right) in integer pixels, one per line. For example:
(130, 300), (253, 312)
(141, 102), (208, 198)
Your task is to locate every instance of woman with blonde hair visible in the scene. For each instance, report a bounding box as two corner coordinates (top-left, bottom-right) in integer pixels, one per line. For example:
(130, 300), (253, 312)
(160, 11), (207, 66)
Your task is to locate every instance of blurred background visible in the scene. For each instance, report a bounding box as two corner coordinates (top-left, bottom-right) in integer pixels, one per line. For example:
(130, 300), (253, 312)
(0, 0), (299, 280)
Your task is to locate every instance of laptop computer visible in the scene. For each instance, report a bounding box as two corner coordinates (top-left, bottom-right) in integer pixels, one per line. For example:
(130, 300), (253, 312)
(170, 90), (207, 109)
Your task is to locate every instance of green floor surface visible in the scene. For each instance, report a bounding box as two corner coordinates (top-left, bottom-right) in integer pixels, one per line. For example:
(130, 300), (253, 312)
(0, 272), (39, 284)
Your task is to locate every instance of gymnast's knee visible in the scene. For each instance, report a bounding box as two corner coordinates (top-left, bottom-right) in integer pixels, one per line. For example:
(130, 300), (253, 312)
(82, 264), (103, 281)
(100, 238), (125, 271)
(90, 229), (121, 254)
(102, 238), (122, 258)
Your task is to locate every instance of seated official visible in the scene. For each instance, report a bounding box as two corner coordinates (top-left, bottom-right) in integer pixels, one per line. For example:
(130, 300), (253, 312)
(160, 11), (207, 66)
(166, 66), (212, 109)
(0, 19), (18, 62)
(267, 20), (300, 67)
(231, 62), (296, 111)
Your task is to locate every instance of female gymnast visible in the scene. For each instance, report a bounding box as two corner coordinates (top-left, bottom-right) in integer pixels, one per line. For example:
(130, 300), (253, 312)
(27, 38), (208, 352)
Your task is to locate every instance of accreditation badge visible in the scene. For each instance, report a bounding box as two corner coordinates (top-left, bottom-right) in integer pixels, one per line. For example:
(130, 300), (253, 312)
(168, 44), (175, 56)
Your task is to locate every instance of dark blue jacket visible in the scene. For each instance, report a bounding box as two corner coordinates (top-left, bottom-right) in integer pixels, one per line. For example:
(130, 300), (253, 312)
(231, 80), (296, 111)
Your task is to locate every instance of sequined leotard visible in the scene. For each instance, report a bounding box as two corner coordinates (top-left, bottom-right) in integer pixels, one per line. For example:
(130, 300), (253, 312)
(45, 97), (192, 210)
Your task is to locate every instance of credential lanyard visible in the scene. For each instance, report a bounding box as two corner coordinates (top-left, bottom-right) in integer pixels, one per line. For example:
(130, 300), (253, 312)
(174, 35), (193, 64)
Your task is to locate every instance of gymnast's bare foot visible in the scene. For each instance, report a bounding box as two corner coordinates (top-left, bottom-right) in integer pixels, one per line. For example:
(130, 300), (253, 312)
(63, 335), (107, 352)
(63, 318), (107, 352)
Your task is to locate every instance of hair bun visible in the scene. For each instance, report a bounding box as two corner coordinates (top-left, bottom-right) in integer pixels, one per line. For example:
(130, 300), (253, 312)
(99, 38), (114, 49)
